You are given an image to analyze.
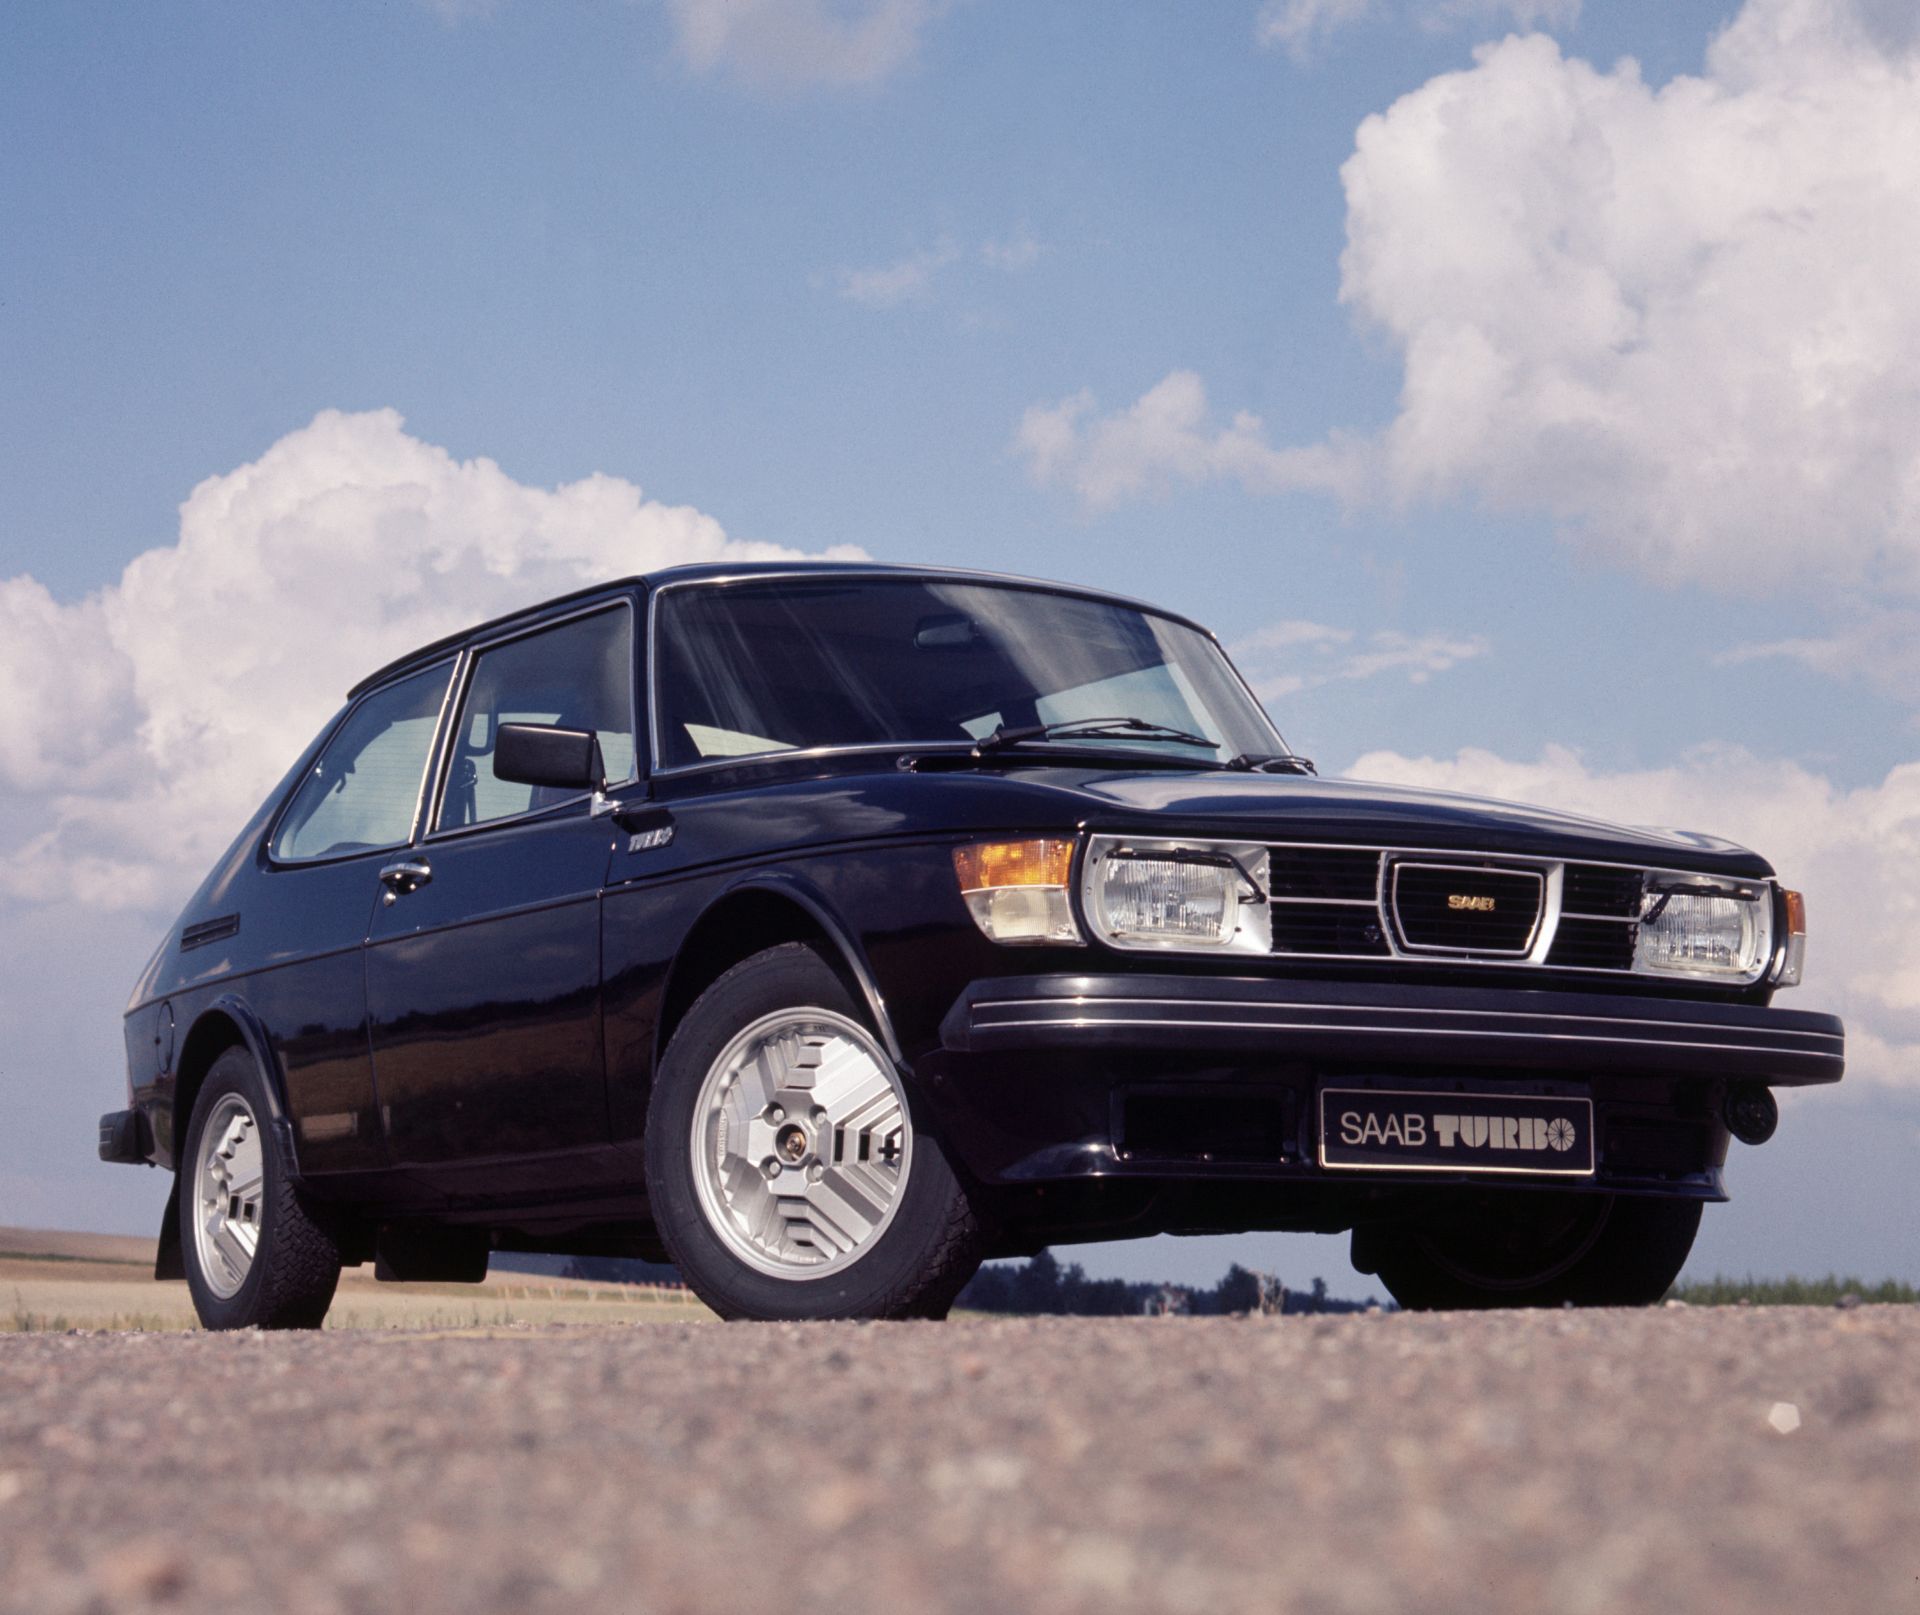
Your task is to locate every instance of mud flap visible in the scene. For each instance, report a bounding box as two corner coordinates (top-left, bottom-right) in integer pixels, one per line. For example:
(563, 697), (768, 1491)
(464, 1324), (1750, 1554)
(155, 1177), (185, 1280)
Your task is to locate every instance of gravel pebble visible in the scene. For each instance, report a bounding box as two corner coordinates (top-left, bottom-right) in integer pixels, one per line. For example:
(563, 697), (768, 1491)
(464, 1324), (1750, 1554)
(0, 1308), (1914, 1613)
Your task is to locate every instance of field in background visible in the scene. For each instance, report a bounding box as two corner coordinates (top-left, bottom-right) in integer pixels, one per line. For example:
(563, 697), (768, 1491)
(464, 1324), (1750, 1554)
(1672, 1274), (1920, 1306)
(0, 1226), (710, 1332)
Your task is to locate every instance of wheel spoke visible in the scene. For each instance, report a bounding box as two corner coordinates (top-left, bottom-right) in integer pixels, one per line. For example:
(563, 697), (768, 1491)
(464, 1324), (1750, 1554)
(191, 1094), (264, 1301)
(690, 1007), (912, 1281)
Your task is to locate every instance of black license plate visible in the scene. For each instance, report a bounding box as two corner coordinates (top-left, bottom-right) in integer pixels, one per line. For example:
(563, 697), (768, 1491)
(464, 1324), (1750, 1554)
(1318, 1087), (1595, 1176)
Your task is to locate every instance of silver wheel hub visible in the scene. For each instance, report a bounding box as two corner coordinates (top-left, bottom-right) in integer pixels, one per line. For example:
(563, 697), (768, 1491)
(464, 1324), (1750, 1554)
(192, 1094), (264, 1300)
(691, 1008), (912, 1280)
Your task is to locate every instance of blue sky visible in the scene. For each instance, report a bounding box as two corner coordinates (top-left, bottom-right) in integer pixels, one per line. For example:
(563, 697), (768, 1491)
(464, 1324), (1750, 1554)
(5, 0), (1918, 1293)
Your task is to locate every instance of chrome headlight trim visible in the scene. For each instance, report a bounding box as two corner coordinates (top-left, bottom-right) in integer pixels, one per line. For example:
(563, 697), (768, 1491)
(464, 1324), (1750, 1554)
(1081, 834), (1273, 955)
(1632, 876), (1775, 985)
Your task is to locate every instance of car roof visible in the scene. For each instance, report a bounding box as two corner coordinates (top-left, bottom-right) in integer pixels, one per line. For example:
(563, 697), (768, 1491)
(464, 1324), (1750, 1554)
(346, 561), (1215, 698)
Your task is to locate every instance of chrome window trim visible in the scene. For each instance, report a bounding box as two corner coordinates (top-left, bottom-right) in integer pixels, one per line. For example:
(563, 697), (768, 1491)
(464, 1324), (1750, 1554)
(424, 598), (639, 843)
(644, 572), (1291, 779)
(264, 653), (462, 870)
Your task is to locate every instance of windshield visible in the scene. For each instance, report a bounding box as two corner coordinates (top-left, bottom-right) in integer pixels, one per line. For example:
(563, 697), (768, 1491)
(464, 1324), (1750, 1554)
(652, 577), (1285, 771)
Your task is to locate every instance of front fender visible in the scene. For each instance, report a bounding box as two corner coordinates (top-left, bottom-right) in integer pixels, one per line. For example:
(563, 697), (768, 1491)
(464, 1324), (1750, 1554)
(676, 870), (905, 1064)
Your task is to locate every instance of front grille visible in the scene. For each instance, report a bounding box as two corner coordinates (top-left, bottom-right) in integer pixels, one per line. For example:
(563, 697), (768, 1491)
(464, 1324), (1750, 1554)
(1389, 863), (1543, 955)
(1563, 864), (1645, 917)
(1269, 846), (1380, 901)
(1268, 845), (1389, 958)
(1547, 916), (1638, 971)
(1253, 845), (1723, 978)
(1271, 905), (1391, 956)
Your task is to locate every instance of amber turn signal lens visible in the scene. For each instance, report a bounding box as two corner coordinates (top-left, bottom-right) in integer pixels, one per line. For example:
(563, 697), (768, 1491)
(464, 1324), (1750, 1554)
(1783, 889), (1807, 936)
(952, 838), (1075, 891)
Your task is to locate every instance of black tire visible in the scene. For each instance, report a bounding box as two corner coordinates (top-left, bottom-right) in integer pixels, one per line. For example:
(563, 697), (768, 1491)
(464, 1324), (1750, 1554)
(645, 943), (985, 1321)
(1358, 1192), (1702, 1311)
(179, 1048), (343, 1330)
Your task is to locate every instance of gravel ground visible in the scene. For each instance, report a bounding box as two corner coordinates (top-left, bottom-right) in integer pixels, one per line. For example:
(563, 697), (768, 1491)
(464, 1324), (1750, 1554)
(1, 1307), (1915, 1615)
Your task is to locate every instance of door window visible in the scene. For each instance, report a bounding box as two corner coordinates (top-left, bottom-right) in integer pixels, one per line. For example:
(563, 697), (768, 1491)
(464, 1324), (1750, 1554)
(271, 663), (452, 863)
(436, 607), (636, 832)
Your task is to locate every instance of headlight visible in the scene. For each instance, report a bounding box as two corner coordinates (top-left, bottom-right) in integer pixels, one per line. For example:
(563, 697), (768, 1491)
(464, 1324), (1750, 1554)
(952, 838), (1084, 945)
(1082, 836), (1272, 954)
(1634, 880), (1773, 982)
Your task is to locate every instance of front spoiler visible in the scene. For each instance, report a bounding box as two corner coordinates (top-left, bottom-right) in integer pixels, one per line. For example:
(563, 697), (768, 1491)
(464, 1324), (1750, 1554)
(940, 974), (1845, 1088)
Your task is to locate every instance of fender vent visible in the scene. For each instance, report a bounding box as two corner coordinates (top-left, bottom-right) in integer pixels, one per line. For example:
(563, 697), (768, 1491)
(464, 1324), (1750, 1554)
(180, 914), (240, 951)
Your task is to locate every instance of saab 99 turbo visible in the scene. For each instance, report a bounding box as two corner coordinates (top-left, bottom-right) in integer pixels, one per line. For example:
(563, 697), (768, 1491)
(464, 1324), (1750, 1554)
(99, 564), (1842, 1325)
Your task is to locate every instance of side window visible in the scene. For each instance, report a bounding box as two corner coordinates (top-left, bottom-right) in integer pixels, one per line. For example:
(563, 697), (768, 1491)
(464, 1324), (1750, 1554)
(271, 664), (451, 863)
(435, 608), (636, 833)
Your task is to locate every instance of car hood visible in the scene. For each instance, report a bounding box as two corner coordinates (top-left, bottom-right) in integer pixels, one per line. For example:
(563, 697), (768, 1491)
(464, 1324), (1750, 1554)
(966, 764), (1775, 876)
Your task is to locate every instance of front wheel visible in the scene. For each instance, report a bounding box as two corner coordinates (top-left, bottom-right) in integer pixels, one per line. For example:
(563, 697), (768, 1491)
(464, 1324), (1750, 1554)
(179, 1047), (343, 1330)
(1356, 1192), (1702, 1311)
(645, 944), (985, 1320)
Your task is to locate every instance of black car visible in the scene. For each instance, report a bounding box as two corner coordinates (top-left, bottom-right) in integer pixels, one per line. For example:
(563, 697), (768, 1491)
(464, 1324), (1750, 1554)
(100, 564), (1842, 1325)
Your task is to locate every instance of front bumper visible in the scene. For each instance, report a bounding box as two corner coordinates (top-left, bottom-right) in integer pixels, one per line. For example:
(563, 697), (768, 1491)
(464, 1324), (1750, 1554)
(924, 973), (1843, 1198)
(942, 974), (1845, 1085)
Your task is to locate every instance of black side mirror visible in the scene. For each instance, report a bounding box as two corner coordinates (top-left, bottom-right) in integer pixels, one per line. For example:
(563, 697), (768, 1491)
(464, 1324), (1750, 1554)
(493, 723), (601, 792)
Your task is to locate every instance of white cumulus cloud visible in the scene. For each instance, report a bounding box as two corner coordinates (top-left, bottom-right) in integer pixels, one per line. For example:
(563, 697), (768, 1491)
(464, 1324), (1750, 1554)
(838, 240), (962, 307)
(1034, 0), (1920, 604)
(1256, 0), (1579, 62)
(0, 409), (857, 914)
(1233, 619), (1490, 699)
(1344, 742), (1920, 1089)
(1016, 371), (1359, 510)
(837, 230), (1044, 308)
(664, 0), (952, 90)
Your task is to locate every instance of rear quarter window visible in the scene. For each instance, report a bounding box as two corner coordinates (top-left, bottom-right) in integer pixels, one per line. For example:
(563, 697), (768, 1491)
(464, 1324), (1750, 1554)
(270, 663), (451, 862)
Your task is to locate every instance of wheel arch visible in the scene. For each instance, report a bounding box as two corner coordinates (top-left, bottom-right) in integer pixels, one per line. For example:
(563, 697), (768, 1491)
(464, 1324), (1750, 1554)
(159, 998), (292, 1280)
(171, 997), (294, 1164)
(654, 874), (904, 1074)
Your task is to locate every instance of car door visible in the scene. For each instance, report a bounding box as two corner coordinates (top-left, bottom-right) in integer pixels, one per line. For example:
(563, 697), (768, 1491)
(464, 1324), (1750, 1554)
(256, 659), (456, 1175)
(364, 601), (638, 1169)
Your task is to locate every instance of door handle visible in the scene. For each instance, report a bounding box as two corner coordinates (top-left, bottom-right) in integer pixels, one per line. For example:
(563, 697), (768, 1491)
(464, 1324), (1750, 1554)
(378, 859), (432, 904)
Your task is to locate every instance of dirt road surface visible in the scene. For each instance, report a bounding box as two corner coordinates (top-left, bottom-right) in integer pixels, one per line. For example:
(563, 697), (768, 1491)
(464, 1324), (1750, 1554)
(2, 1307), (1915, 1614)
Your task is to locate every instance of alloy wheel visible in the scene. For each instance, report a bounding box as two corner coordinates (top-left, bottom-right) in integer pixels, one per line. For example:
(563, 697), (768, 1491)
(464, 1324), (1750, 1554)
(690, 1007), (912, 1280)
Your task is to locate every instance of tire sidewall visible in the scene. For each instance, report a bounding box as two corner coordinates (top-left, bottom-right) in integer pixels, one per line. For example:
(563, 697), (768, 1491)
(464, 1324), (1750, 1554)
(646, 945), (970, 1320)
(1372, 1193), (1704, 1311)
(179, 1049), (286, 1330)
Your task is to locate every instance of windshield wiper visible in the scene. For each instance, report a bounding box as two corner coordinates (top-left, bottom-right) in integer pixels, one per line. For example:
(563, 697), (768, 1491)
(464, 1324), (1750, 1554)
(974, 716), (1221, 755)
(1223, 751), (1317, 776)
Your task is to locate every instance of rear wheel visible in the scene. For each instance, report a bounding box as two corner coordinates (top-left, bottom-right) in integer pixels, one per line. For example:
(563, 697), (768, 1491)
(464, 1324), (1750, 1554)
(1357, 1192), (1701, 1311)
(179, 1048), (343, 1330)
(645, 944), (984, 1320)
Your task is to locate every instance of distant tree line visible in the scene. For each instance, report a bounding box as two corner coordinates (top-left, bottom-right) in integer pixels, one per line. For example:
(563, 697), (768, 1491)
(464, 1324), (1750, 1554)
(956, 1249), (1377, 1317)
(1670, 1274), (1920, 1307)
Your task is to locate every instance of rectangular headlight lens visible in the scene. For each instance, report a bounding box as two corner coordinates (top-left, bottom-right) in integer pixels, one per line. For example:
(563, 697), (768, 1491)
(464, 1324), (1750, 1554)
(1635, 885), (1772, 980)
(1085, 837), (1272, 953)
(952, 838), (1083, 945)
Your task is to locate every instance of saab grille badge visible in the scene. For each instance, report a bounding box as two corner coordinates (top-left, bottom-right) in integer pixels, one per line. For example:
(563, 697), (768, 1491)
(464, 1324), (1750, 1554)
(1447, 893), (1497, 912)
